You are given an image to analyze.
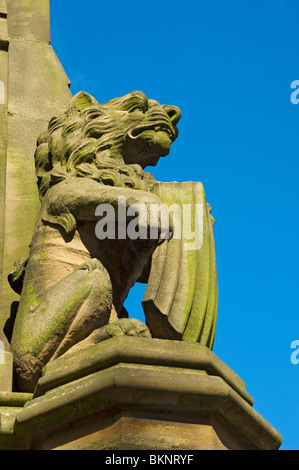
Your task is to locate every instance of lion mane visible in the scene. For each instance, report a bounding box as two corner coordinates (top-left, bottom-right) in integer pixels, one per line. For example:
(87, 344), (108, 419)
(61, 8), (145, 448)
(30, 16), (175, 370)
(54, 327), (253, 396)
(34, 90), (180, 199)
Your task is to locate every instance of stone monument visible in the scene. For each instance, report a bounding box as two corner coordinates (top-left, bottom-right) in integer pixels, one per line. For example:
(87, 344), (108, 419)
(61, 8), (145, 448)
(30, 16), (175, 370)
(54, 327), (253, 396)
(0, 0), (282, 450)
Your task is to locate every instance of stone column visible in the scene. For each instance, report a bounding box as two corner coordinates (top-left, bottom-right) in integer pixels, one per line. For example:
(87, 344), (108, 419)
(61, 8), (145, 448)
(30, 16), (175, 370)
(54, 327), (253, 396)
(0, 0), (11, 392)
(0, 0), (72, 392)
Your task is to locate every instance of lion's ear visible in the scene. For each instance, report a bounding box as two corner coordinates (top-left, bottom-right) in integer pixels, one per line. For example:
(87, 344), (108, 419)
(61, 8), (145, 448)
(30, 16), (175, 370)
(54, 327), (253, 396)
(70, 92), (96, 113)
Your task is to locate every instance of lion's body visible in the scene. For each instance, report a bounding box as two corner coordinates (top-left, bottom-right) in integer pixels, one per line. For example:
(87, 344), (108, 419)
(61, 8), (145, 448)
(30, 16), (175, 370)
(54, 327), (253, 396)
(10, 91), (181, 391)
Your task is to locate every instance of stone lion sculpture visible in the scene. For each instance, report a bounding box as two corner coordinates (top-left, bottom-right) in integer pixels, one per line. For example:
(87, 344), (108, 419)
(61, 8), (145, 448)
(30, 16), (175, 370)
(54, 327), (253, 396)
(9, 91), (218, 393)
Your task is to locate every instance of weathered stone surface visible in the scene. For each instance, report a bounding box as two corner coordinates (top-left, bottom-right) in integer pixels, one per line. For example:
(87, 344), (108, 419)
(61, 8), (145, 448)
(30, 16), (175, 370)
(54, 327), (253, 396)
(0, 0), (72, 374)
(0, 350), (12, 391)
(0, 28), (8, 353)
(0, 0), (7, 16)
(0, 51), (7, 242)
(0, 16), (8, 50)
(36, 336), (252, 404)
(0, 391), (32, 449)
(6, 0), (50, 43)
(7, 39), (71, 121)
(0, 1), (8, 52)
(11, 337), (282, 450)
(1, 117), (51, 320)
(143, 181), (217, 346)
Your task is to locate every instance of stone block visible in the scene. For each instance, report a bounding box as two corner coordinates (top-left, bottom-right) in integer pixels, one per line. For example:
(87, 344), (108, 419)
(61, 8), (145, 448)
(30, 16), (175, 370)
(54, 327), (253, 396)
(8, 39), (71, 122)
(0, 391), (33, 449)
(6, 0), (50, 43)
(0, 349), (13, 391)
(0, 16), (8, 50)
(13, 337), (282, 450)
(0, 116), (46, 322)
(0, 1), (7, 17)
(0, 49), (7, 328)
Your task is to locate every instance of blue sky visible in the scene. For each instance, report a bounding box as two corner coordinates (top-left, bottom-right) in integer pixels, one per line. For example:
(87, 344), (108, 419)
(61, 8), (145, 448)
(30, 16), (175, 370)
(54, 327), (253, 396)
(51, 0), (299, 450)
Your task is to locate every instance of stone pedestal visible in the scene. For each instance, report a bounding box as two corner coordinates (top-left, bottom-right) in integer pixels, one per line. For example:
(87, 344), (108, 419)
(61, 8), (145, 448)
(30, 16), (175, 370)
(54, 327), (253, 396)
(9, 337), (282, 450)
(0, 391), (32, 449)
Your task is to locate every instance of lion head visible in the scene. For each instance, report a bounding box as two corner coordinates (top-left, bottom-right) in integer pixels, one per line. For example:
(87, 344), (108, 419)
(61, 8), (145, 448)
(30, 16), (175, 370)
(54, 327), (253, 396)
(35, 91), (181, 199)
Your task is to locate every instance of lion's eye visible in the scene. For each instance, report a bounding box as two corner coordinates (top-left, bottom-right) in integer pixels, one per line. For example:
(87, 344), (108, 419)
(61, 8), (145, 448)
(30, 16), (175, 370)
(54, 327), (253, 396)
(128, 105), (145, 113)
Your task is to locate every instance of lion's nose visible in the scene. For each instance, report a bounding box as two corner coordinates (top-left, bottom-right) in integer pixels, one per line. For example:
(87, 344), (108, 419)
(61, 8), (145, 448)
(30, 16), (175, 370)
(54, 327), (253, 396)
(163, 105), (181, 126)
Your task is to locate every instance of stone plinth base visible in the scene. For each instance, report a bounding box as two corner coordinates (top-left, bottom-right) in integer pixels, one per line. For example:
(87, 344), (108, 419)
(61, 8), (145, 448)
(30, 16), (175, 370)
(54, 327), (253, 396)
(5, 337), (282, 450)
(0, 392), (32, 449)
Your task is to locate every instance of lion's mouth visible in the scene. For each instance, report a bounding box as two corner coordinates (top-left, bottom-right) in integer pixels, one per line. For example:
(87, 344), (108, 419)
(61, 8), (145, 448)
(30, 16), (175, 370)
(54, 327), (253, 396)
(128, 121), (175, 141)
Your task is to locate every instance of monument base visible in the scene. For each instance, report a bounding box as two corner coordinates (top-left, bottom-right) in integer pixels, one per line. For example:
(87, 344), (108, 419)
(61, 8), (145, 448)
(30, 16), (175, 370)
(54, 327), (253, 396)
(0, 392), (33, 450)
(2, 337), (282, 450)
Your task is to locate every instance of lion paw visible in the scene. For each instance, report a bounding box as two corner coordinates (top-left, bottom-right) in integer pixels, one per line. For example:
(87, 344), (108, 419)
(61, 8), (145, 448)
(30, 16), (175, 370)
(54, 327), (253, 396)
(106, 318), (152, 338)
(92, 318), (152, 342)
(62, 318), (152, 357)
